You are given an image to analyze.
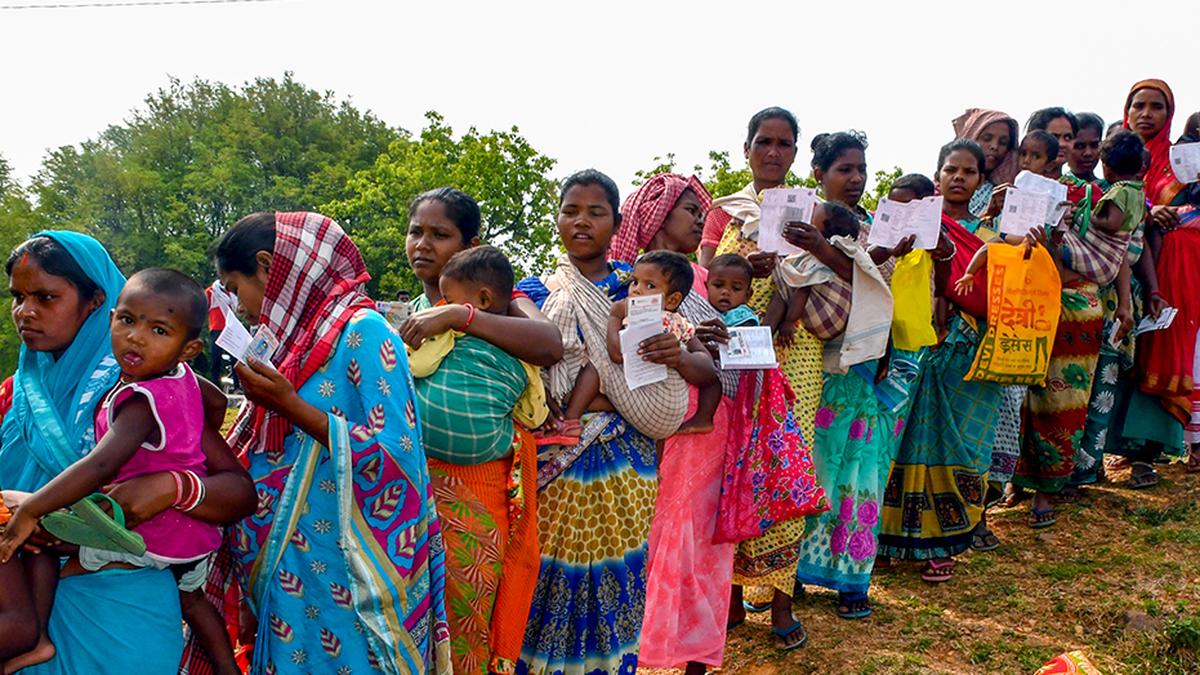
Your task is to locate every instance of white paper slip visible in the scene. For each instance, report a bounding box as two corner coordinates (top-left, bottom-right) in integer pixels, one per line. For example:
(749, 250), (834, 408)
(375, 301), (412, 332)
(718, 326), (778, 370)
(1170, 143), (1200, 184)
(869, 196), (943, 250)
(758, 187), (818, 255)
(999, 187), (1055, 236)
(627, 293), (663, 327)
(1013, 170), (1069, 226)
(215, 306), (254, 363)
(1133, 307), (1178, 336)
(619, 322), (668, 389)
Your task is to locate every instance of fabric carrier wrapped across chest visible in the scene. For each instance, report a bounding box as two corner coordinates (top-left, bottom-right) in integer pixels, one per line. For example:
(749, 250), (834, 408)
(413, 334), (529, 465)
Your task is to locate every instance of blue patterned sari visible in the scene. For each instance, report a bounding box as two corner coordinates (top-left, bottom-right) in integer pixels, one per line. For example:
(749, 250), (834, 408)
(515, 264), (659, 675)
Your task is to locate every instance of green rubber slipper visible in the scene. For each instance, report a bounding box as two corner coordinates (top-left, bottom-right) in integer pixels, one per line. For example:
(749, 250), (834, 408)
(42, 493), (146, 556)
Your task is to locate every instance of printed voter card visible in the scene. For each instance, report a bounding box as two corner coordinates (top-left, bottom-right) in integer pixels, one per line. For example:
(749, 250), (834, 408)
(248, 325), (280, 364)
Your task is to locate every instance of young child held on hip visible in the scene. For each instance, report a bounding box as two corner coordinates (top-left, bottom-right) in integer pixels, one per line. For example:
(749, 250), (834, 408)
(0, 268), (235, 674)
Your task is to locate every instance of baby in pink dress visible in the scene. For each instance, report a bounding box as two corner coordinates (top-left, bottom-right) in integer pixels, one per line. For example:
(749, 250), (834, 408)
(0, 268), (232, 673)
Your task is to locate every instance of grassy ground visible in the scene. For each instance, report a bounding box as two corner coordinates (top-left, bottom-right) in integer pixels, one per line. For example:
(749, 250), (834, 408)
(640, 462), (1200, 674)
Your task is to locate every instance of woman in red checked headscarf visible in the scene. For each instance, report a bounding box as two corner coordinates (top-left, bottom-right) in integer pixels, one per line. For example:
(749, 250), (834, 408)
(609, 172), (712, 292)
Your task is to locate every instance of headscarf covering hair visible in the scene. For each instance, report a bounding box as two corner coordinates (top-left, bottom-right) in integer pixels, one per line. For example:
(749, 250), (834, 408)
(1123, 79), (1183, 206)
(0, 231), (126, 490)
(608, 173), (711, 264)
(226, 212), (374, 461)
(952, 108), (1021, 186)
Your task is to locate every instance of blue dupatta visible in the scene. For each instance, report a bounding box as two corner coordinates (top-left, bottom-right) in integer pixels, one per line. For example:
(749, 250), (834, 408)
(0, 231), (125, 491)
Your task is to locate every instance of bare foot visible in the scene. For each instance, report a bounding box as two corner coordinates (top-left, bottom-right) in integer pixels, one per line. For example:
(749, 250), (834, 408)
(677, 416), (715, 436)
(5, 636), (56, 672)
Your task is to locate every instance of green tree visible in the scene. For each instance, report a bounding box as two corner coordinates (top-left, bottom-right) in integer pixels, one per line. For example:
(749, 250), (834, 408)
(323, 112), (559, 296)
(32, 74), (402, 285)
(633, 150), (813, 198)
(0, 155), (47, 373)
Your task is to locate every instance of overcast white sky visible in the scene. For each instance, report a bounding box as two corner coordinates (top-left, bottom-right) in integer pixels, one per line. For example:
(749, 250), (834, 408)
(2, 0), (1197, 198)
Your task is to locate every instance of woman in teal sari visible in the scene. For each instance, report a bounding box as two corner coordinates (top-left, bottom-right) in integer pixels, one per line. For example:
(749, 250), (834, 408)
(0, 231), (255, 674)
(879, 141), (1002, 583)
(212, 212), (451, 675)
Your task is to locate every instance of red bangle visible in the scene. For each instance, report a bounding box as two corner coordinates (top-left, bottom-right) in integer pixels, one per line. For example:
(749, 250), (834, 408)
(169, 470), (185, 507)
(458, 303), (476, 331)
(1151, 290), (1166, 300)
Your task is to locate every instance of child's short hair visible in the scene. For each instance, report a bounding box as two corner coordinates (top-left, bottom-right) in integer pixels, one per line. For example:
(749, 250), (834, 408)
(1021, 130), (1060, 161)
(637, 250), (694, 298)
(1106, 121), (1124, 138)
(440, 245), (514, 298)
(1101, 130), (1146, 177)
(823, 202), (861, 240)
(891, 173), (936, 199)
(126, 268), (207, 340)
(708, 253), (753, 280)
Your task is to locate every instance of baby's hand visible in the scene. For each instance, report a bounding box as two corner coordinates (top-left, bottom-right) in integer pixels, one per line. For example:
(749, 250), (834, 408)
(954, 273), (975, 295)
(777, 320), (797, 348)
(0, 509), (37, 563)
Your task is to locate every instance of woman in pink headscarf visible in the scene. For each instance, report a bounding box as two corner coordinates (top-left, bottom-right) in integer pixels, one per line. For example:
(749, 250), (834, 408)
(614, 174), (736, 674)
(952, 108), (1020, 216)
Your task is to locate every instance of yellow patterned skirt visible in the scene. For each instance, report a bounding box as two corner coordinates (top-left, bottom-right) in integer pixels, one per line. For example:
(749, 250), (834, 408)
(716, 222), (823, 595)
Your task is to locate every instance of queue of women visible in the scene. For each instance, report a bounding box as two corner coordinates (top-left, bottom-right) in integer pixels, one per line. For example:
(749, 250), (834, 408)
(0, 77), (1198, 675)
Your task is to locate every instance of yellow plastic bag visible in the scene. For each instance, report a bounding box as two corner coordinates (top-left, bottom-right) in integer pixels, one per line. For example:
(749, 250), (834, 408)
(890, 250), (938, 351)
(966, 243), (1062, 385)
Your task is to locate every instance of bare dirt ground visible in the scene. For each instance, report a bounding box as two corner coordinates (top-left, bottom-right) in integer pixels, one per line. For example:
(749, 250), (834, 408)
(639, 462), (1200, 674)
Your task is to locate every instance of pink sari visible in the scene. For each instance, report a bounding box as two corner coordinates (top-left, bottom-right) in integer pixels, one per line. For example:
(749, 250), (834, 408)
(639, 387), (734, 668)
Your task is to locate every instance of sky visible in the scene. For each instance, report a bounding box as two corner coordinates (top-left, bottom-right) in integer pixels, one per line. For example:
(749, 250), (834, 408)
(2, 0), (1197, 198)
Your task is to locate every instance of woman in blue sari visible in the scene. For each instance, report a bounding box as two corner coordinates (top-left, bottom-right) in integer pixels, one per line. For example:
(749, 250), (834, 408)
(0, 231), (255, 674)
(214, 212), (451, 675)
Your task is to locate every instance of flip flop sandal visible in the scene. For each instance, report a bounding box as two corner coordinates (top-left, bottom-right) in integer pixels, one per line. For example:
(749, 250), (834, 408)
(971, 528), (1001, 552)
(742, 599), (772, 614)
(1129, 462), (1160, 490)
(1027, 506), (1058, 529)
(920, 559), (955, 583)
(836, 593), (872, 620)
(41, 493), (146, 556)
(772, 620), (808, 651)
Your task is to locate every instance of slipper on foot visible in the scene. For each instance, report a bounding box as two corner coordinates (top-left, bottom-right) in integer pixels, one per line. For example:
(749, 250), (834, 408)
(921, 559), (954, 583)
(772, 620), (807, 651)
(1028, 506), (1057, 529)
(742, 600), (771, 614)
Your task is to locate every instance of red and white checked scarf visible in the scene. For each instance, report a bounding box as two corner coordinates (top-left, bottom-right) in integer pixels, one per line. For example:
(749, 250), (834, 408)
(228, 211), (374, 461)
(608, 173), (711, 264)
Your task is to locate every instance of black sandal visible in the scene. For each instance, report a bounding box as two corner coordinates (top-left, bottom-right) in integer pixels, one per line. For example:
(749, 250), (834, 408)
(971, 527), (1001, 551)
(1129, 462), (1160, 489)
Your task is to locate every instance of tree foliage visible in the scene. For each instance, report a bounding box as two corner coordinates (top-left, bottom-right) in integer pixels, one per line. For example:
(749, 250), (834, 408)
(633, 150), (815, 198)
(0, 156), (46, 371)
(323, 112), (558, 295)
(31, 74), (401, 286)
(634, 152), (902, 212)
